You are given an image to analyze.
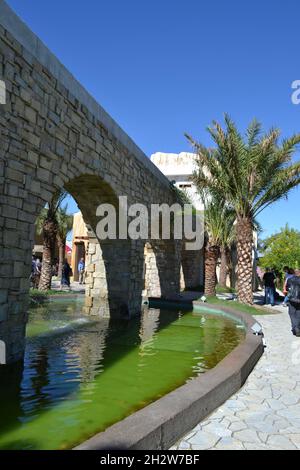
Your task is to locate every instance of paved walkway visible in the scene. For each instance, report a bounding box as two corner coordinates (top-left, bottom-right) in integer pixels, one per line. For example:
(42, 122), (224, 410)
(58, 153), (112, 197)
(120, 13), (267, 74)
(51, 279), (85, 294)
(172, 302), (300, 450)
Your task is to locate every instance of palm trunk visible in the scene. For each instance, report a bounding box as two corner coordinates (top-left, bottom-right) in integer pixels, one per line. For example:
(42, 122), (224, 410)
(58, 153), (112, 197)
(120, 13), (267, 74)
(226, 247), (234, 288)
(39, 219), (57, 291)
(204, 242), (219, 296)
(236, 216), (253, 304)
(219, 246), (228, 288)
(57, 234), (65, 280)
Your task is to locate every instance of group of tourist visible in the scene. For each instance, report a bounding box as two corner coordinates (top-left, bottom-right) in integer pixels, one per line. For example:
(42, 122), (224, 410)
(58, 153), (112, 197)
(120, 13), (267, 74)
(30, 256), (86, 290)
(262, 266), (300, 337)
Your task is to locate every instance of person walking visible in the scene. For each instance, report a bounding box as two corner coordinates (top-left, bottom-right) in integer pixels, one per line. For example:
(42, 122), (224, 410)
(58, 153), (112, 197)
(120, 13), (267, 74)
(78, 258), (85, 285)
(30, 256), (36, 288)
(263, 267), (276, 306)
(256, 266), (264, 290)
(286, 270), (300, 336)
(282, 267), (295, 307)
(33, 257), (42, 289)
(61, 260), (72, 290)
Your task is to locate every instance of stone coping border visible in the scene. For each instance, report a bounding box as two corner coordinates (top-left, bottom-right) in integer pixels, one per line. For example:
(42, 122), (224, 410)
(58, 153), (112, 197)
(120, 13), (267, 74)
(75, 299), (264, 450)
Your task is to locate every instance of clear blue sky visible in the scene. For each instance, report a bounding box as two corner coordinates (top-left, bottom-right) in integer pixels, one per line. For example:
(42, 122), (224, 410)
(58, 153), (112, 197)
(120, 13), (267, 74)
(6, 0), (300, 238)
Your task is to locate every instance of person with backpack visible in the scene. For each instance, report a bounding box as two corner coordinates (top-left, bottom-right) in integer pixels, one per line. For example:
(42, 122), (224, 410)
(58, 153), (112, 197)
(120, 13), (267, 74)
(286, 269), (300, 337)
(282, 267), (295, 307)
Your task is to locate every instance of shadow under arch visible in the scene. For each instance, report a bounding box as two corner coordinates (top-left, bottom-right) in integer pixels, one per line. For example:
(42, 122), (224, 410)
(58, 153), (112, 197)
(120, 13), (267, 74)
(143, 240), (181, 298)
(180, 246), (205, 291)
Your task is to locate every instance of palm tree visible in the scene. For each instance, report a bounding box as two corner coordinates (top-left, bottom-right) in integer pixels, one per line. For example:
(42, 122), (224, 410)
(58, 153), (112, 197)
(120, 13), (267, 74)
(36, 191), (67, 291)
(56, 207), (73, 279)
(201, 193), (235, 296)
(186, 115), (300, 304)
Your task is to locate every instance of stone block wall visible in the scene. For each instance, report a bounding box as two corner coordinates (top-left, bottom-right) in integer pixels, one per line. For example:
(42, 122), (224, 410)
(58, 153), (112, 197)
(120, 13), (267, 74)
(0, 4), (185, 363)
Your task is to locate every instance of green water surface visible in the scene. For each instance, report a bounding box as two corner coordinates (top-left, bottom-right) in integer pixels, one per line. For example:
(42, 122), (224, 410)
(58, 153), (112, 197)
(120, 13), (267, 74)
(0, 298), (244, 450)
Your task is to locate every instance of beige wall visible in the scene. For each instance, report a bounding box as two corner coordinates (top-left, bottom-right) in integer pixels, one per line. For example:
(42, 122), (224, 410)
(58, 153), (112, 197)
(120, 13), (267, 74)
(71, 212), (89, 281)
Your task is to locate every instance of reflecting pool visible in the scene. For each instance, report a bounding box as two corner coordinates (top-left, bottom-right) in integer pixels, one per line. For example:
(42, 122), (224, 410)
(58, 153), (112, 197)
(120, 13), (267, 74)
(0, 297), (245, 450)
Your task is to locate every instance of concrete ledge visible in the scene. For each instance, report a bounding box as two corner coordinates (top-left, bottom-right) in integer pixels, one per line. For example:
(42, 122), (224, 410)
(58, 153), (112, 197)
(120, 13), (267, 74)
(75, 301), (264, 450)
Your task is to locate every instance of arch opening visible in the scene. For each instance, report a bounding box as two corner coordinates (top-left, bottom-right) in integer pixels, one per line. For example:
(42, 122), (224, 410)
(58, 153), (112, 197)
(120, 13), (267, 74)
(0, 173), (145, 364)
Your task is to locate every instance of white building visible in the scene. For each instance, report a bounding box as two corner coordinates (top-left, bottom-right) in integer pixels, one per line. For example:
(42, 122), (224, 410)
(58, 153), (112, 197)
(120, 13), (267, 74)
(150, 152), (204, 211)
(151, 152), (205, 289)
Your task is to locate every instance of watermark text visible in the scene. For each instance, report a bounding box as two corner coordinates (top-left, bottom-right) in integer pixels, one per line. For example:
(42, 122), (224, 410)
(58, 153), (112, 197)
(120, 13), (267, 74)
(96, 197), (204, 250)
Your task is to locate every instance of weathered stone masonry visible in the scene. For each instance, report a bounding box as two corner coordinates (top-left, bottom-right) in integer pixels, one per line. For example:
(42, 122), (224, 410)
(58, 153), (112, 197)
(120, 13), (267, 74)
(0, 1), (201, 364)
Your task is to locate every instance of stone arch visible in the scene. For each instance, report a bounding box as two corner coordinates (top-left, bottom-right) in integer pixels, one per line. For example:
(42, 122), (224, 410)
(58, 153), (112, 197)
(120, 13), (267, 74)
(65, 174), (145, 319)
(0, 169), (146, 364)
(0, 4), (184, 364)
(34, 172), (146, 318)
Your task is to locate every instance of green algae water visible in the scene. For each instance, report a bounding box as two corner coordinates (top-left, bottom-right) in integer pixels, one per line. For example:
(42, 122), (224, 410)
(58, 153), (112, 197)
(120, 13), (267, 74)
(0, 298), (245, 450)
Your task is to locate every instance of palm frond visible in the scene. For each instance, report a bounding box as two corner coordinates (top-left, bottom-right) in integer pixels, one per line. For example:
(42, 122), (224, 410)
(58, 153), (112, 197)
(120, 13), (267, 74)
(186, 116), (300, 219)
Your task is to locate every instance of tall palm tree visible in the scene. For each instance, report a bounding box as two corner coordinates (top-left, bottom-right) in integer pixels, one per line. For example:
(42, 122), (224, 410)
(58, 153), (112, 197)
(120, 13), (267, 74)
(219, 218), (262, 289)
(36, 191), (67, 291)
(201, 193), (235, 296)
(56, 207), (73, 279)
(186, 115), (300, 304)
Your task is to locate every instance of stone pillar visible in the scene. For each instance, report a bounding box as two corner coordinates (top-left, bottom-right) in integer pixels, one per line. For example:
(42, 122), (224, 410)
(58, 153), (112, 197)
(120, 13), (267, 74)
(85, 238), (144, 318)
(144, 242), (161, 297)
(0, 181), (41, 364)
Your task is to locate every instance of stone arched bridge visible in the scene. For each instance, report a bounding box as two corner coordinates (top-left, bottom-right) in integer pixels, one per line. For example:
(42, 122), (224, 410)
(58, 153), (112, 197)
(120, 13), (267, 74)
(0, 1), (202, 364)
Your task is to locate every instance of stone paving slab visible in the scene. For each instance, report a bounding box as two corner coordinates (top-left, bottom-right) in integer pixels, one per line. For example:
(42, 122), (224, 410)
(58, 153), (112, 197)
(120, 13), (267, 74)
(172, 301), (300, 450)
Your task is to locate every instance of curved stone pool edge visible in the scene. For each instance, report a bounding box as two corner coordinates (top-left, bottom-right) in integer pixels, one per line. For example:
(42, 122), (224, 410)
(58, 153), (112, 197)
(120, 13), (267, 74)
(74, 300), (264, 451)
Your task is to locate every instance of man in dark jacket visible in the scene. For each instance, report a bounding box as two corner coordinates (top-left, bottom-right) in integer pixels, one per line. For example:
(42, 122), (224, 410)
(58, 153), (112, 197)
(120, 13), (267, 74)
(263, 268), (276, 306)
(61, 260), (72, 290)
(286, 270), (300, 337)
